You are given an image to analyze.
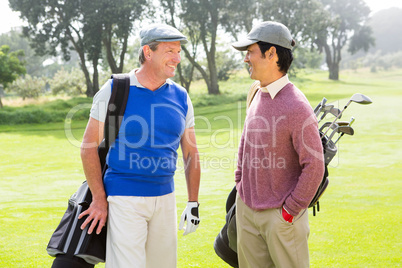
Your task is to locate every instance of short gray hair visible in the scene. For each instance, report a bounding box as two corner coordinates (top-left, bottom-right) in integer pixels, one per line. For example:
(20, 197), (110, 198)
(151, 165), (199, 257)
(138, 41), (160, 64)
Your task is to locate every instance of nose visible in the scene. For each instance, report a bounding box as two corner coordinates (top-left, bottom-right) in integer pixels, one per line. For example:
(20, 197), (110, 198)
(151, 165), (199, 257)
(173, 53), (181, 63)
(244, 52), (249, 63)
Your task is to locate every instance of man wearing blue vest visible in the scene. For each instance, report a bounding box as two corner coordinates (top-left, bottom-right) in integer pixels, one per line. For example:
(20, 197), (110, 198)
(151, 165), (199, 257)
(78, 24), (201, 268)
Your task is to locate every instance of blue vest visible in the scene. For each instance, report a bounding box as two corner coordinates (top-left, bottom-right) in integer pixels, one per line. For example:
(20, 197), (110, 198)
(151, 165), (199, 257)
(104, 80), (188, 196)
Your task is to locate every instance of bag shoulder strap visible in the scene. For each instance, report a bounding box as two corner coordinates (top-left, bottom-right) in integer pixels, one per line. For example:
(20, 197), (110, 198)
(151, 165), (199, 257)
(103, 73), (130, 148)
(246, 81), (260, 111)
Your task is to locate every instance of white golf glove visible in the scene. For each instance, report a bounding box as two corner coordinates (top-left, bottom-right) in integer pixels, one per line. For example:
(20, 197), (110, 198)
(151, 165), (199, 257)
(179, 201), (200, 235)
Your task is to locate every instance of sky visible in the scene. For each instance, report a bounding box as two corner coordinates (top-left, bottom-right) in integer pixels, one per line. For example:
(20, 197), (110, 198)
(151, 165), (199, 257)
(0, 0), (402, 35)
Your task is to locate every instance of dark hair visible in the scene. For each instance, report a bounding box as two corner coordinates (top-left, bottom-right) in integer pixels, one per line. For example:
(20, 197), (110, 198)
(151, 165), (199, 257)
(257, 41), (293, 74)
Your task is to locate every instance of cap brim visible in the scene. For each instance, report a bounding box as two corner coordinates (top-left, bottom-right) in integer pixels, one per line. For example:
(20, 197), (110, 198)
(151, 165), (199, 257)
(232, 39), (258, 51)
(155, 37), (188, 45)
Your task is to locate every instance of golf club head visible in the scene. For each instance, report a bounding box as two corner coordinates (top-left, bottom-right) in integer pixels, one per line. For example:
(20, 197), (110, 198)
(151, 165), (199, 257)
(350, 93), (373, 105)
(314, 97), (328, 117)
(318, 105), (342, 123)
(328, 106), (341, 118)
(328, 125), (354, 141)
(333, 125), (355, 145)
(337, 125), (354, 136)
(319, 122), (339, 132)
(336, 121), (351, 126)
(317, 104), (333, 122)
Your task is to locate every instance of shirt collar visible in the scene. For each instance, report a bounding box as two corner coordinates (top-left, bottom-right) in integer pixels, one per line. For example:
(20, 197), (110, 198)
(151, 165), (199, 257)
(259, 74), (290, 99)
(129, 69), (168, 89)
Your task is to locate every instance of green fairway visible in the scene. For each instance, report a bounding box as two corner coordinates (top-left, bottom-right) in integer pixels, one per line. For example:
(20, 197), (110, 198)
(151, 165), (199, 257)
(1, 69), (401, 267)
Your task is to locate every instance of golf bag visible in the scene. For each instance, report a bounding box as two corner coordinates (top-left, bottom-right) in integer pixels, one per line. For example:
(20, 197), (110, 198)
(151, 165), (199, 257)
(213, 186), (238, 268)
(46, 74), (130, 267)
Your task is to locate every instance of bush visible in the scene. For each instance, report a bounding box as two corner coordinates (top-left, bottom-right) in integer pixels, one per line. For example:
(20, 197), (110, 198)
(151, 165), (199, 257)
(7, 75), (46, 100)
(49, 68), (86, 95)
(0, 97), (92, 125)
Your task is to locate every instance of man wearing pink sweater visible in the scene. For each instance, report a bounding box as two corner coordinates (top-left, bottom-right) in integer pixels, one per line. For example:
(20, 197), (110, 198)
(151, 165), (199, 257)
(232, 21), (325, 267)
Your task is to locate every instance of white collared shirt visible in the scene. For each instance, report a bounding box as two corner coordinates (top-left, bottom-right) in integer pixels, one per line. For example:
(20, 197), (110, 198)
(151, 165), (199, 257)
(128, 68), (168, 89)
(259, 74), (290, 99)
(90, 69), (194, 126)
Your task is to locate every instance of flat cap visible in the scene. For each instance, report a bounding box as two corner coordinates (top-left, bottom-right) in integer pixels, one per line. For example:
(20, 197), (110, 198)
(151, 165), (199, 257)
(140, 24), (188, 46)
(232, 21), (295, 51)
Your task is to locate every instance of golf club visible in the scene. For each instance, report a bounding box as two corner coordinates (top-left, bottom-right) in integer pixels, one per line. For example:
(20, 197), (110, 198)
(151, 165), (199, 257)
(317, 105), (342, 123)
(327, 125), (355, 142)
(335, 120), (354, 126)
(314, 97), (327, 117)
(321, 93), (372, 137)
(333, 117), (355, 144)
(319, 122), (339, 132)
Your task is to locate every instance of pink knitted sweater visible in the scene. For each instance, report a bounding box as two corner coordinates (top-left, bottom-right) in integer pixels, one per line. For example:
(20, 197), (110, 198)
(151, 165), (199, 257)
(235, 83), (325, 216)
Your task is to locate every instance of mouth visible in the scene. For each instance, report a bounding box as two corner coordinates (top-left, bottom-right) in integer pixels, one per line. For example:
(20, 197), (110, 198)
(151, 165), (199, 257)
(167, 64), (176, 70)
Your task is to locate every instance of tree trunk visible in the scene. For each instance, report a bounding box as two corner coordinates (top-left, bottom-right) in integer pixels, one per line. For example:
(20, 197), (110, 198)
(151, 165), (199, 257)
(207, 61), (220, 94)
(322, 42), (340, 81)
(103, 31), (128, 74)
(68, 32), (95, 97)
(329, 63), (339, 80)
(177, 63), (194, 92)
(0, 97), (3, 109)
(92, 57), (99, 96)
(182, 46), (210, 90)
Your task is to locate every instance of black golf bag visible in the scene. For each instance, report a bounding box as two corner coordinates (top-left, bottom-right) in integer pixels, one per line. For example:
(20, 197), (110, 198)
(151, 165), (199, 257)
(47, 182), (106, 268)
(46, 74), (130, 267)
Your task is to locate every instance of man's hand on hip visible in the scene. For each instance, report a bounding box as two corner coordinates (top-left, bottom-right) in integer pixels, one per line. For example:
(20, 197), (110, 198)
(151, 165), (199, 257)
(179, 201), (200, 235)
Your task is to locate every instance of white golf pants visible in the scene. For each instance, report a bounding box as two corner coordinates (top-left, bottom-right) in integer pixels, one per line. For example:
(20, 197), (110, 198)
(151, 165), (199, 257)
(106, 193), (177, 268)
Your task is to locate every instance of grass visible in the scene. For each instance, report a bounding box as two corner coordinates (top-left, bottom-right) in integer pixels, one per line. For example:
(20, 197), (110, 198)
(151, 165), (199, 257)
(0, 68), (401, 267)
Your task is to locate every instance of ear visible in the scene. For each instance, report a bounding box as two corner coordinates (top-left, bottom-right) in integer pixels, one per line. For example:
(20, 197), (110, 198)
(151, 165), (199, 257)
(143, 45), (152, 60)
(266, 46), (276, 60)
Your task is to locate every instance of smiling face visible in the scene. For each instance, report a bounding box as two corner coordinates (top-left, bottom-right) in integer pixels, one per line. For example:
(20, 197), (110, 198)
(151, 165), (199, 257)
(244, 43), (281, 87)
(244, 43), (269, 82)
(149, 41), (182, 80)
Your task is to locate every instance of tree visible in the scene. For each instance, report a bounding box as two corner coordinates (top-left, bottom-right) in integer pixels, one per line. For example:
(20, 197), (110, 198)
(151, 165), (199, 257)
(7, 74), (46, 100)
(0, 29), (48, 77)
(0, 45), (26, 108)
(159, 0), (199, 92)
(314, 0), (374, 80)
(368, 8), (402, 55)
(161, 0), (255, 94)
(9, 0), (95, 96)
(9, 0), (148, 97)
(0, 28), (80, 78)
(49, 68), (86, 95)
(256, 0), (331, 76)
(258, 0), (329, 45)
(98, 0), (148, 73)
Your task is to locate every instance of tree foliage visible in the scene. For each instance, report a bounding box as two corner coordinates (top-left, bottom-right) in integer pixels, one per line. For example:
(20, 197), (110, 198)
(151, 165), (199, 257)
(161, 0), (253, 94)
(258, 0), (330, 46)
(9, 0), (149, 97)
(0, 45), (26, 88)
(49, 68), (86, 96)
(7, 0), (377, 97)
(315, 0), (374, 80)
(7, 74), (46, 100)
(0, 29), (48, 77)
(0, 29), (80, 78)
(0, 45), (26, 108)
(367, 8), (401, 55)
